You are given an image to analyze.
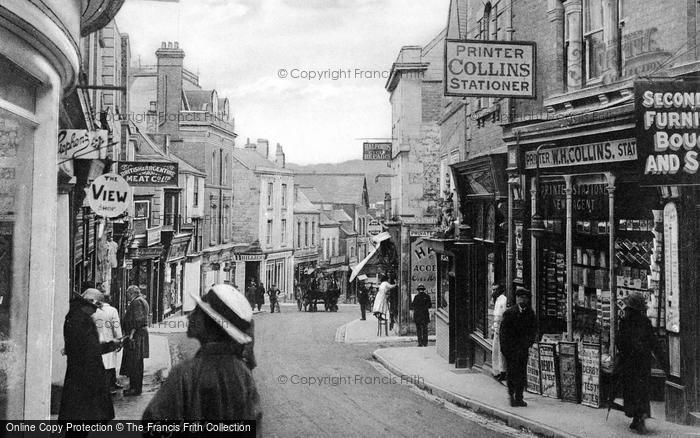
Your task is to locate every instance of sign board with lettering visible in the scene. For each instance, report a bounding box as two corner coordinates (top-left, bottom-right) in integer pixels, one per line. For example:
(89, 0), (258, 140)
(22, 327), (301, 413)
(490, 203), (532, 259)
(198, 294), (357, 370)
(558, 341), (580, 403)
(539, 343), (559, 398)
(118, 162), (179, 186)
(444, 39), (536, 98)
(526, 344), (541, 394)
(86, 173), (132, 218)
(130, 246), (163, 259)
(524, 140), (638, 170)
(580, 343), (601, 408)
(363, 142), (392, 161)
(635, 80), (700, 186)
(58, 129), (109, 160)
(410, 237), (437, 302)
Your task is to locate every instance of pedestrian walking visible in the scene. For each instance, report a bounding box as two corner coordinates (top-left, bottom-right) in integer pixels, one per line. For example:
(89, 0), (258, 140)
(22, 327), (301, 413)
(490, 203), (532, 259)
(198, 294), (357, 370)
(246, 278), (257, 309)
(357, 281), (369, 320)
(92, 292), (123, 392)
(256, 281), (266, 312)
(120, 285), (150, 396)
(142, 284), (262, 426)
(491, 284), (508, 382)
(268, 284), (281, 313)
(372, 274), (394, 321)
(411, 284), (432, 347)
(617, 292), (662, 434)
(499, 287), (538, 407)
(59, 288), (122, 421)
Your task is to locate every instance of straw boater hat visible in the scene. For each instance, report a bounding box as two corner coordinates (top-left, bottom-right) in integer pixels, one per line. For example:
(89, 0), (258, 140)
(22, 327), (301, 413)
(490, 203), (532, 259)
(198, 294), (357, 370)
(76, 288), (103, 308)
(191, 284), (253, 345)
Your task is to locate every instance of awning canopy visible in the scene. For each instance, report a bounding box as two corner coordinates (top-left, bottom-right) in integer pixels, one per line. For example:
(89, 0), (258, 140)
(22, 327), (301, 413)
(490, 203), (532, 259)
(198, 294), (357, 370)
(350, 244), (380, 282)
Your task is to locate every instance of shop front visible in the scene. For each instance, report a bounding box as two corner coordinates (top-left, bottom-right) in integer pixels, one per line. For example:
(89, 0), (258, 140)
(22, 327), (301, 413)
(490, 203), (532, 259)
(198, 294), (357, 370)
(126, 245), (163, 323)
(501, 84), (700, 423)
(161, 233), (191, 319)
(264, 250), (294, 298)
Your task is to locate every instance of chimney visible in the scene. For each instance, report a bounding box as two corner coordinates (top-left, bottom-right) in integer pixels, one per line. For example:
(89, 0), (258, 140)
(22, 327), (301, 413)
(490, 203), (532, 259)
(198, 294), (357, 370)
(155, 41), (185, 137)
(256, 138), (269, 158)
(275, 143), (286, 168)
(244, 137), (256, 150)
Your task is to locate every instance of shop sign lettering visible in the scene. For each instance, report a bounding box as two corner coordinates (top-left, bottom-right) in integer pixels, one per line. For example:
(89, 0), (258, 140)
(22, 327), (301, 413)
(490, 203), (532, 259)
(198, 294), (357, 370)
(538, 343), (559, 398)
(526, 344), (541, 394)
(635, 80), (700, 186)
(362, 143), (392, 161)
(580, 343), (601, 408)
(118, 161), (178, 186)
(86, 173), (132, 218)
(524, 140), (637, 170)
(445, 39), (536, 98)
(410, 238), (436, 298)
(58, 129), (108, 160)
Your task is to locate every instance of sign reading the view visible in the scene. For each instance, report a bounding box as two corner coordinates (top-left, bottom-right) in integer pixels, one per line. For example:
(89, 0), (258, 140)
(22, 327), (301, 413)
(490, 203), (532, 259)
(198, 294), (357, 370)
(86, 173), (132, 218)
(118, 162), (178, 186)
(524, 139), (637, 170)
(444, 39), (536, 98)
(58, 129), (108, 160)
(635, 80), (700, 186)
(363, 142), (392, 160)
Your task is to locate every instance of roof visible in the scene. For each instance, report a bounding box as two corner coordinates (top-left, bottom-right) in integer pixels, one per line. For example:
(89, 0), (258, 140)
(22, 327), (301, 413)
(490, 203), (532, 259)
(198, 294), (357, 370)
(232, 148), (286, 171)
(294, 189), (320, 214)
(295, 173), (368, 206)
(340, 226), (357, 237)
(130, 121), (205, 177)
(184, 90), (215, 111)
(329, 209), (353, 223)
(320, 211), (340, 226)
(299, 187), (324, 204)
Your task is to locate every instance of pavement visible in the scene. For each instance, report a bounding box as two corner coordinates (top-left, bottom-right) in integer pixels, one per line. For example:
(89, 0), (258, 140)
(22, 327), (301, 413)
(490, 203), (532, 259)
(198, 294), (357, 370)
(337, 316), (437, 344)
(371, 346), (700, 438)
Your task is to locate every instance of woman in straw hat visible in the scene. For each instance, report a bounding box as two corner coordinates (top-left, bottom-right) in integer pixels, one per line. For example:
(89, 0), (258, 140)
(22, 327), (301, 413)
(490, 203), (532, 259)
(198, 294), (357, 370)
(143, 284), (262, 426)
(617, 292), (662, 434)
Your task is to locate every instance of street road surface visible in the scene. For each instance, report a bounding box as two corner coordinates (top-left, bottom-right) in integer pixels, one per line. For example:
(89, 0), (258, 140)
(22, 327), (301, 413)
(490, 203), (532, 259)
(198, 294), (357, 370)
(166, 305), (534, 438)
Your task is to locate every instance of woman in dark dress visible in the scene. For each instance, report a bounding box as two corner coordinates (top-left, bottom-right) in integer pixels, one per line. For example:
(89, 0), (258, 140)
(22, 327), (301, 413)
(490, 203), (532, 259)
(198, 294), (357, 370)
(617, 292), (662, 434)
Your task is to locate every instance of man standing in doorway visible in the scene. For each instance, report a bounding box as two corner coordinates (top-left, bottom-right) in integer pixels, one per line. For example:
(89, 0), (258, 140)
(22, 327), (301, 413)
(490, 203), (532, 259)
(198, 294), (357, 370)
(121, 285), (150, 396)
(499, 287), (537, 407)
(411, 284), (432, 347)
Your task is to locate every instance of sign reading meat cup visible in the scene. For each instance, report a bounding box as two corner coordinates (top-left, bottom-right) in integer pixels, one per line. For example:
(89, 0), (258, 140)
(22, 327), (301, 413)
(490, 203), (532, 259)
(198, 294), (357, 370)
(444, 39), (536, 98)
(86, 173), (132, 218)
(635, 79), (700, 186)
(117, 161), (178, 186)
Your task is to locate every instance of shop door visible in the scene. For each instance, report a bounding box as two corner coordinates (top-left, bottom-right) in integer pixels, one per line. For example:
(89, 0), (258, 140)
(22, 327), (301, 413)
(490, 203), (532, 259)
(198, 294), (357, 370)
(245, 261), (260, 287)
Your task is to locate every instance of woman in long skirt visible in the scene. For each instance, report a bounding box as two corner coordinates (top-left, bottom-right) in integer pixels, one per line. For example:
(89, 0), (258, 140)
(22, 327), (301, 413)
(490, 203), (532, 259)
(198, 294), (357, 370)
(491, 284), (508, 382)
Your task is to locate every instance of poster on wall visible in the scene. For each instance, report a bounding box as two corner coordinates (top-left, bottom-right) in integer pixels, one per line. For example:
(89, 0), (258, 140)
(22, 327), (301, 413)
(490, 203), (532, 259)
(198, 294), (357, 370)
(526, 344), (541, 394)
(635, 79), (700, 186)
(514, 221), (524, 282)
(410, 237), (437, 304)
(663, 202), (680, 333)
(539, 343), (559, 398)
(580, 343), (601, 408)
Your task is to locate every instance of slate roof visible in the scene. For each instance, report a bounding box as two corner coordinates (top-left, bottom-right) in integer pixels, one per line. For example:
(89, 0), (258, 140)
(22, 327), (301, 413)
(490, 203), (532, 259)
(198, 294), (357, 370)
(328, 209), (353, 224)
(294, 189), (320, 214)
(232, 148), (285, 171)
(184, 90), (215, 111)
(131, 121), (205, 177)
(299, 187), (324, 204)
(320, 211), (340, 226)
(295, 173), (367, 206)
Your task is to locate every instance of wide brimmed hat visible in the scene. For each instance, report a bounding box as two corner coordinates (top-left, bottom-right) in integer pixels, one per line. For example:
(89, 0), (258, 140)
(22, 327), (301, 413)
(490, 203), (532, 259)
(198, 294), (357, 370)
(515, 286), (531, 298)
(190, 284), (253, 344)
(75, 288), (103, 308)
(624, 292), (647, 312)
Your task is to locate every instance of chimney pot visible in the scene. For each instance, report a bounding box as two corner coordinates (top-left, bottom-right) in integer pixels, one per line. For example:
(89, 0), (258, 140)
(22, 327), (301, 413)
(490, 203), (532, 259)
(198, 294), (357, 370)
(174, 42), (179, 49)
(168, 42), (173, 49)
(162, 42), (166, 48)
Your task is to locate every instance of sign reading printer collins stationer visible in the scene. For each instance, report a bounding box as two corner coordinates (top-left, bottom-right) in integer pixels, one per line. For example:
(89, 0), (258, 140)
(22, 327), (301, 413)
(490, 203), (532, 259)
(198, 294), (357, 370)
(524, 139), (638, 170)
(444, 39), (536, 98)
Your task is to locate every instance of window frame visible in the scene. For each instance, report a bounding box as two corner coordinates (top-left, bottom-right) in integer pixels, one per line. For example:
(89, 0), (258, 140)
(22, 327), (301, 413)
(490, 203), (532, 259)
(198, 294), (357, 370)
(266, 219), (273, 245)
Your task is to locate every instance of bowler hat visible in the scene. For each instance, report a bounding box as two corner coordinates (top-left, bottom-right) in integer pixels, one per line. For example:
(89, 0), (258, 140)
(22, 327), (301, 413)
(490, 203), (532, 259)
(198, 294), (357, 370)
(624, 292), (647, 312)
(191, 284), (253, 344)
(515, 287), (531, 298)
(416, 284), (426, 291)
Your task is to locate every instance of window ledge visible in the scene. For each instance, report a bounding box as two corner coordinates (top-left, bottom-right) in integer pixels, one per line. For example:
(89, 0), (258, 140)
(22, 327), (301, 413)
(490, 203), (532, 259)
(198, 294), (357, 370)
(543, 78), (635, 111)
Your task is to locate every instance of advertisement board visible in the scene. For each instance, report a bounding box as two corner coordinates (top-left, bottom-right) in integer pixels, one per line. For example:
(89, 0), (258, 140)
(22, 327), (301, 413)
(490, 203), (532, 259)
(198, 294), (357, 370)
(580, 343), (601, 408)
(635, 79), (700, 186)
(118, 161), (179, 186)
(444, 39), (536, 98)
(524, 140), (637, 170)
(362, 142), (392, 160)
(539, 343), (559, 398)
(58, 129), (109, 160)
(86, 173), (132, 218)
(410, 238), (437, 302)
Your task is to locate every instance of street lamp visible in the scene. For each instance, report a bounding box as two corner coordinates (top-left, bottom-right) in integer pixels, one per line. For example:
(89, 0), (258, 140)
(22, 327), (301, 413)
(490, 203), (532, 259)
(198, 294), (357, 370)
(528, 143), (554, 239)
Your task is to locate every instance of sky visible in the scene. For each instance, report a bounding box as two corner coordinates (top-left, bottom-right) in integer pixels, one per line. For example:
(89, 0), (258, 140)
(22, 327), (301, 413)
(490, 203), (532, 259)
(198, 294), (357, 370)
(116, 0), (449, 164)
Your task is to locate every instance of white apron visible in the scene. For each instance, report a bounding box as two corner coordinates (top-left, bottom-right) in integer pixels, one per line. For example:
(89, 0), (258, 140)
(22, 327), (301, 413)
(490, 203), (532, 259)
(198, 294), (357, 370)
(492, 294), (508, 374)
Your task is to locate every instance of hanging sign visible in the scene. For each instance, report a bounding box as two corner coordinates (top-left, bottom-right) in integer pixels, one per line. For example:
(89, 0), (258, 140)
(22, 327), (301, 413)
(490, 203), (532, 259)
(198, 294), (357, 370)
(86, 173), (132, 218)
(444, 39), (536, 98)
(117, 161), (178, 186)
(58, 129), (109, 160)
(663, 202), (680, 332)
(539, 343), (559, 398)
(526, 343), (541, 394)
(363, 142), (392, 160)
(635, 79), (700, 186)
(580, 343), (601, 408)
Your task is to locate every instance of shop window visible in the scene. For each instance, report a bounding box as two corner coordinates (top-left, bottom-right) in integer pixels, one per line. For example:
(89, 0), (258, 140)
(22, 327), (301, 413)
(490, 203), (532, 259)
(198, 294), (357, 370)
(438, 255), (451, 314)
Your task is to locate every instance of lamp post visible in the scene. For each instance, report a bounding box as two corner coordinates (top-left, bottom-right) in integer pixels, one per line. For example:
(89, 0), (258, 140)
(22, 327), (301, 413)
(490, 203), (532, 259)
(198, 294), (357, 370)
(528, 143), (554, 239)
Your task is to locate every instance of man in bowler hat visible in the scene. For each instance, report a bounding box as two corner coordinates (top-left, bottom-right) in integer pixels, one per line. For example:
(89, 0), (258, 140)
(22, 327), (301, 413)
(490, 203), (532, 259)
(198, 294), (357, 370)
(499, 286), (538, 407)
(411, 284), (432, 347)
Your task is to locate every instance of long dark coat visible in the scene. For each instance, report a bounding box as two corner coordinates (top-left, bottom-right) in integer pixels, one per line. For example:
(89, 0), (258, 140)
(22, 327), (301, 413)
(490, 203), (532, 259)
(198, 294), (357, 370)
(120, 295), (150, 377)
(617, 311), (659, 418)
(357, 285), (369, 305)
(411, 292), (432, 324)
(256, 285), (266, 306)
(499, 305), (538, 362)
(143, 342), (262, 422)
(59, 300), (115, 421)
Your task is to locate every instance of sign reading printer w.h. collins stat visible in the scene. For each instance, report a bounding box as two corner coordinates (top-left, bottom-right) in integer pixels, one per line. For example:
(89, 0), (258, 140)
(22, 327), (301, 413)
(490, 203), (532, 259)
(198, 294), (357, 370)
(444, 39), (536, 98)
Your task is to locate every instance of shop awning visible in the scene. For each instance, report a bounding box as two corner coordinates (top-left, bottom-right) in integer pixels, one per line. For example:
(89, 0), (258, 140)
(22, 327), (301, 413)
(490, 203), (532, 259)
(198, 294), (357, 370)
(350, 244), (380, 282)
